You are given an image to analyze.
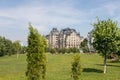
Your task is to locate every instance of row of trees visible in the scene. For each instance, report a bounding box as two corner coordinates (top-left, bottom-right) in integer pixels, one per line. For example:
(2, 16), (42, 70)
(80, 38), (89, 53)
(0, 35), (89, 57)
(0, 36), (26, 57)
(47, 47), (80, 54)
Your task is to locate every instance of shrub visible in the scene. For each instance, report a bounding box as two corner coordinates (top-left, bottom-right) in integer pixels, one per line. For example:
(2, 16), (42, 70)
(71, 54), (82, 80)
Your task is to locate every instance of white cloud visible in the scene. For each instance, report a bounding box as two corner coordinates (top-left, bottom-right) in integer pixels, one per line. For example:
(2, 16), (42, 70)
(0, 1), (89, 34)
(1, 0), (120, 42)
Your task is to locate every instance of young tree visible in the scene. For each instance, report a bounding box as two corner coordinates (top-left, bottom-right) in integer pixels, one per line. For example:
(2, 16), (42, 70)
(26, 23), (47, 80)
(61, 48), (66, 54)
(4, 38), (13, 56)
(92, 18), (119, 73)
(50, 48), (56, 54)
(0, 36), (5, 56)
(71, 54), (82, 80)
(21, 46), (27, 54)
(80, 38), (89, 53)
(71, 47), (79, 53)
(0, 37), (13, 56)
(13, 40), (21, 58)
(113, 29), (120, 61)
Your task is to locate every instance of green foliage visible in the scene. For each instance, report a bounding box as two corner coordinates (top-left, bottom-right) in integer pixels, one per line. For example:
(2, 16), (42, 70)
(93, 18), (118, 55)
(26, 23), (47, 80)
(49, 48), (56, 54)
(0, 36), (21, 57)
(0, 37), (5, 56)
(92, 18), (119, 73)
(13, 41), (21, 53)
(48, 47), (79, 54)
(71, 54), (82, 80)
(60, 48), (66, 54)
(80, 38), (89, 53)
(70, 47), (80, 53)
(113, 29), (120, 58)
(109, 29), (120, 61)
(21, 46), (27, 54)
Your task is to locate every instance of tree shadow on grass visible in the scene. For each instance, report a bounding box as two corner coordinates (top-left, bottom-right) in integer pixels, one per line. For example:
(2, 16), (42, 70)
(108, 60), (120, 63)
(83, 68), (103, 73)
(96, 64), (120, 67)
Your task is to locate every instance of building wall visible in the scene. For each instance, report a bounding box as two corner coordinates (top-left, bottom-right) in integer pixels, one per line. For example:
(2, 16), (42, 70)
(49, 28), (59, 48)
(47, 28), (81, 49)
(87, 30), (95, 52)
(65, 32), (81, 48)
(59, 32), (67, 48)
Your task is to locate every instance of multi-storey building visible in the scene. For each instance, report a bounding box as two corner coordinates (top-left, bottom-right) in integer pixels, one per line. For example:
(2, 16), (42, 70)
(47, 28), (59, 48)
(87, 30), (95, 52)
(46, 28), (82, 49)
(59, 28), (81, 49)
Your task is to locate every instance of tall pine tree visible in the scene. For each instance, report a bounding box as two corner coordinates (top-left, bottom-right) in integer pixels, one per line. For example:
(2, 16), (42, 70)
(26, 23), (47, 80)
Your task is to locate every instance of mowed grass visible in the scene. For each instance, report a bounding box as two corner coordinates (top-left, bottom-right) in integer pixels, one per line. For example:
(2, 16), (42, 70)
(0, 53), (120, 80)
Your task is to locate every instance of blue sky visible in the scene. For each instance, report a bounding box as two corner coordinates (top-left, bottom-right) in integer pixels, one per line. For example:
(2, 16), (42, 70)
(0, 0), (120, 45)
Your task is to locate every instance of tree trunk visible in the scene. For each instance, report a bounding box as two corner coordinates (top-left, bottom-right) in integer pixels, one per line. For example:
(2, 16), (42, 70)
(17, 52), (19, 58)
(104, 54), (106, 74)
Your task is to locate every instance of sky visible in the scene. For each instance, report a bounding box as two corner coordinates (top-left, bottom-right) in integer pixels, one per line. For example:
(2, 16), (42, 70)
(0, 0), (120, 45)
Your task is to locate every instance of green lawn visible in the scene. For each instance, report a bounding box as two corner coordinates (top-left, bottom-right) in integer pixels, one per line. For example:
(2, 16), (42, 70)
(0, 53), (120, 80)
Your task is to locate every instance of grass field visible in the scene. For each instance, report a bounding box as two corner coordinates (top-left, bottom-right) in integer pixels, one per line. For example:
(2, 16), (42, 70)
(0, 53), (120, 80)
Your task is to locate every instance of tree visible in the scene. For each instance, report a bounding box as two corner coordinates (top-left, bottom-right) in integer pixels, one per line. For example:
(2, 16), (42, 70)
(50, 48), (56, 54)
(71, 54), (82, 80)
(60, 48), (66, 54)
(68, 47), (79, 53)
(4, 38), (13, 56)
(13, 40), (21, 58)
(21, 46), (27, 54)
(26, 23), (47, 80)
(80, 38), (89, 53)
(92, 18), (119, 73)
(71, 47), (79, 53)
(112, 29), (120, 61)
(66, 48), (71, 53)
(0, 36), (5, 56)
(0, 36), (23, 57)
(0, 36), (13, 56)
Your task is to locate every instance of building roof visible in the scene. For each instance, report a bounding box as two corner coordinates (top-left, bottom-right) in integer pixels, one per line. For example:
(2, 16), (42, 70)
(60, 28), (81, 37)
(47, 27), (81, 38)
(50, 28), (59, 35)
(61, 28), (76, 35)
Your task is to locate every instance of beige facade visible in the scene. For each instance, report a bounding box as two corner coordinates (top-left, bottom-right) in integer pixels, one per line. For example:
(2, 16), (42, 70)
(46, 28), (82, 49)
(48, 28), (59, 48)
(65, 32), (81, 48)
